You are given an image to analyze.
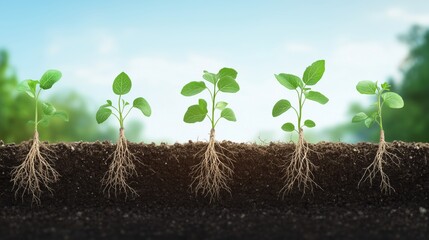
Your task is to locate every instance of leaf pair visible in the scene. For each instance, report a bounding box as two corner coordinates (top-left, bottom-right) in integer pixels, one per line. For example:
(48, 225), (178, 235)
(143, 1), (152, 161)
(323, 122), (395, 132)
(272, 60), (328, 132)
(18, 70), (62, 98)
(353, 81), (404, 128)
(181, 68), (240, 96)
(18, 70), (69, 126)
(181, 68), (239, 126)
(96, 72), (151, 126)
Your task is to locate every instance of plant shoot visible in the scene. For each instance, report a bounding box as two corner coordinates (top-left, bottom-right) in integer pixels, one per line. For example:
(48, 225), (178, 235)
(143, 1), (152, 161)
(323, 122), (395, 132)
(181, 67), (239, 201)
(12, 69), (68, 205)
(352, 81), (404, 193)
(96, 72), (151, 198)
(272, 60), (328, 195)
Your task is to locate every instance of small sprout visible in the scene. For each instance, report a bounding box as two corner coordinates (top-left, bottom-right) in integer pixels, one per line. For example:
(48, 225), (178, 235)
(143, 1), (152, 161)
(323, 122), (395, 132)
(353, 81), (404, 194)
(12, 69), (68, 205)
(272, 60), (329, 195)
(96, 72), (151, 198)
(181, 67), (239, 202)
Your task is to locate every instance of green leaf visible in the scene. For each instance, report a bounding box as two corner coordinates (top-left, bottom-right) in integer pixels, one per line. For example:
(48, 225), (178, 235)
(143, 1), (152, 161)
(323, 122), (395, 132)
(40, 69), (62, 90)
(217, 68), (237, 80)
(352, 112), (368, 122)
(381, 82), (391, 90)
(17, 80), (39, 98)
(221, 108), (236, 121)
(304, 119), (316, 128)
(356, 81), (377, 95)
(382, 92), (404, 109)
(217, 76), (240, 93)
(306, 91), (329, 104)
(203, 71), (216, 84)
(53, 111), (69, 122)
(96, 107), (112, 124)
(181, 81), (206, 96)
(113, 72), (132, 95)
(275, 73), (302, 90)
(272, 99), (292, 117)
(42, 102), (56, 115)
(107, 100), (112, 106)
(38, 116), (50, 127)
(303, 60), (325, 85)
(122, 99), (130, 107)
(281, 122), (295, 132)
(215, 101), (228, 110)
(198, 99), (208, 112)
(133, 97), (152, 117)
(364, 117), (374, 128)
(184, 105), (207, 123)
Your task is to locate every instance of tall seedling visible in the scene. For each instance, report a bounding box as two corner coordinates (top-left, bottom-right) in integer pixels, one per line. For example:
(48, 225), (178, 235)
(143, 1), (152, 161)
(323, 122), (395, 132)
(352, 81), (404, 193)
(272, 60), (328, 195)
(12, 70), (68, 205)
(181, 68), (239, 201)
(96, 72), (151, 198)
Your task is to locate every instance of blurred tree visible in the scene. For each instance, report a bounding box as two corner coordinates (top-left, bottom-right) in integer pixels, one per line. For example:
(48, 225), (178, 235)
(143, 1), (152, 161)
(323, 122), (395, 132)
(383, 26), (429, 142)
(0, 49), (123, 143)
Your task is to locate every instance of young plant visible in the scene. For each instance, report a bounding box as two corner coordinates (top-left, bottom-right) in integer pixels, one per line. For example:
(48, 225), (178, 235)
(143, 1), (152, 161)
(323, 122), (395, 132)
(352, 81), (404, 193)
(181, 67), (239, 201)
(272, 60), (328, 195)
(12, 69), (68, 205)
(96, 72), (151, 198)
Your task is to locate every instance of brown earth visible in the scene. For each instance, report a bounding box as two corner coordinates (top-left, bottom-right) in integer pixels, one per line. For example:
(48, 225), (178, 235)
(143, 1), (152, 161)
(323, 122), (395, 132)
(0, 140), (428, 239)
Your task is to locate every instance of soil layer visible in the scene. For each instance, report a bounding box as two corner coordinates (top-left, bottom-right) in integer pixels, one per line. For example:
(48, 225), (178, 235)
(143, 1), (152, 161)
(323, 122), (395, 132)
(0, 141), (428, 239)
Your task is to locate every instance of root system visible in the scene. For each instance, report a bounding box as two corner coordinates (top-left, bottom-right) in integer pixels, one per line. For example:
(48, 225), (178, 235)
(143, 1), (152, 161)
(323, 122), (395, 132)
(102, 128), (138, 199)
(191, 129), (233, 202)
(11, 131), (59, 205)
(359, 130), (398, 194)
(281, 129), (318, 196)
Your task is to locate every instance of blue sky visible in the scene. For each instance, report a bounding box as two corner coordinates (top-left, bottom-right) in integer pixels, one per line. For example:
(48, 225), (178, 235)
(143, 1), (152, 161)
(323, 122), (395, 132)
(1, 1), (429, 142)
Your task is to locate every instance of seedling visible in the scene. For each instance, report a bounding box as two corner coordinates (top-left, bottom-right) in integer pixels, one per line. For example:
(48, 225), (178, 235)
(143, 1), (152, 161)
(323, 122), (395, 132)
(272, 60), (328, 195)
(181, 67), (239, 201)
(96, 72), (151, 198)
(352, 81), (404, 193)
(12, 69), (68, 205)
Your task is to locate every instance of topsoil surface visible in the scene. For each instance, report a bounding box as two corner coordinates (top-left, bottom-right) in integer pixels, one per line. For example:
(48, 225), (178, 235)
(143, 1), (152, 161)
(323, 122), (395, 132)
(0, 140), (428, 239)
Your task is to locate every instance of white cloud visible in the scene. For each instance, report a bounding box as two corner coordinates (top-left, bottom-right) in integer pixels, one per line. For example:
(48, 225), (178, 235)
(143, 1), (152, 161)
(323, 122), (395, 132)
(284, 43), (314, 53)
(386, 7), (429, 25)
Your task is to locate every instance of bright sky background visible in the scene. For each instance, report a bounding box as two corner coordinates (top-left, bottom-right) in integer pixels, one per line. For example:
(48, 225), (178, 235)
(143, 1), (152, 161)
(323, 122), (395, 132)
(1, 0), (429, 143)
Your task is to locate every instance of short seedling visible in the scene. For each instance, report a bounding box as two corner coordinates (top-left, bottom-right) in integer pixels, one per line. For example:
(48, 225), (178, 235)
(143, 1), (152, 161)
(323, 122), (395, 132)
(352, 81), (404, 194)
(181, 68), (239, 201)
(96, 72), (151, 198)
(12, 70), (68, 205)
(272, 60), (329, 195)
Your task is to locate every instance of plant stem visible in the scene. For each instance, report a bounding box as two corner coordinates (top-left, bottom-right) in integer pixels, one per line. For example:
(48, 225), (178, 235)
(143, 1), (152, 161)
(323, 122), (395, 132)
(118, 95), (124, 129)
(377, 90), (384, 131)
(34, 89), (41, 132)
(297, 87), (304, 131)
(211, 80), (217, 130)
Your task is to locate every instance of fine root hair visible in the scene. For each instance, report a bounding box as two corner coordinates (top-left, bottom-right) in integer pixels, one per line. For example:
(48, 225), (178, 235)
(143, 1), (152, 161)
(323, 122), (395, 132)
(191, 129), (233, 202)
(102, 128), (138, 199)
(11, 131), (59, 205)
(281, 129), (319, 197)
(358, 130), (399, 194)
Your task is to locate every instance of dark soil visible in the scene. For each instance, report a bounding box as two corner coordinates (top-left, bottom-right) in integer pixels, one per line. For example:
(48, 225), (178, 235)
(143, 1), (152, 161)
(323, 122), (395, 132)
(0, 140), (428, 239)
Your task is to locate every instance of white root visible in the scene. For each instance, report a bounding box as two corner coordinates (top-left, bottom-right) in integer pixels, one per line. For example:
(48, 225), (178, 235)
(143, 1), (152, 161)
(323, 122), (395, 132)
(102, 128), (138, 199)
(11, 131), (59, 205)
(281, 129), (318, 197)
(191, 129), (233, 202)
(359, 130), (398, 194)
